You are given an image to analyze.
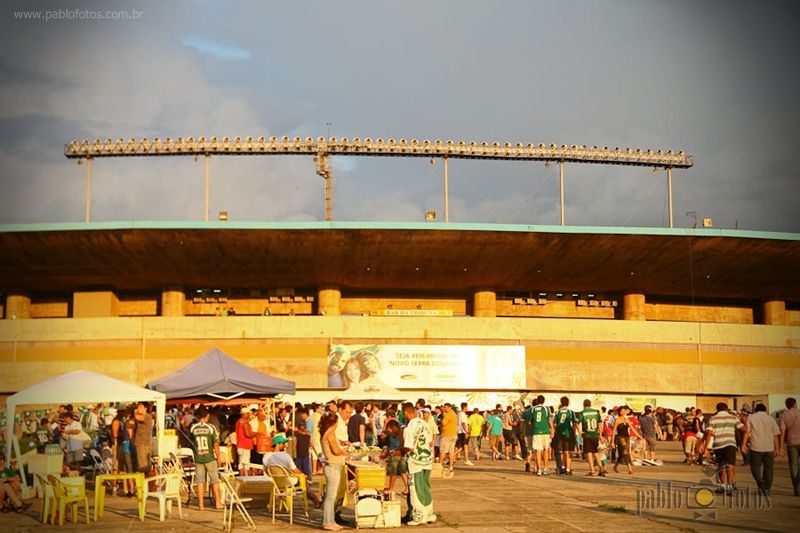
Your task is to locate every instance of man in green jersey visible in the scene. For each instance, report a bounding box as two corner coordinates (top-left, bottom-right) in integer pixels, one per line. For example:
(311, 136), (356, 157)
(554, 397), (578, 475)
(579, 399), (606, 476)
(191, 406), (223, 510)
(524, 395), (554, 475)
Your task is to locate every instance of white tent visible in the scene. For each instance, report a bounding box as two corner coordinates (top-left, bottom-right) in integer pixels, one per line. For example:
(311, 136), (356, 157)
(337, 375), (409, 402)
(4, 370), (166, 496)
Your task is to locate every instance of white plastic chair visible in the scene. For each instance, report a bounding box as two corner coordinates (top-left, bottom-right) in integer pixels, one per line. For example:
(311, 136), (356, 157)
(143, 473), (183, 521)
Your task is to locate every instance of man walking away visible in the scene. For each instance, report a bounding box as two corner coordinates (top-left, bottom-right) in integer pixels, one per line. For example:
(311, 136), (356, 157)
(705, 402), (748, 495)
(779, 397), (800, 496)
(746, 403), (781, 496)
(191, 406), (223, 510)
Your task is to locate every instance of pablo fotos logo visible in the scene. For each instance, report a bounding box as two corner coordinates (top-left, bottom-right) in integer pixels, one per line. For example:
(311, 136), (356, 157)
(636, 467), (771, 520)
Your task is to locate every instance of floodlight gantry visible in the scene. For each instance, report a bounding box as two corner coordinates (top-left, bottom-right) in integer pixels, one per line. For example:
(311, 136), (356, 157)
(65, 136), (693, 225)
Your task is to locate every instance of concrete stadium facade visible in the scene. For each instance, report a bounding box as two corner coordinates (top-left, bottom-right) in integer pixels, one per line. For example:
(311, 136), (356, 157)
(1, 221), (798, 412)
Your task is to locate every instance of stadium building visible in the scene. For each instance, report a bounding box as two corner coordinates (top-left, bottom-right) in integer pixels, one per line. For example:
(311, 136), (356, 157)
(1, 136), (798, 415)
(1, 220), (798, 414)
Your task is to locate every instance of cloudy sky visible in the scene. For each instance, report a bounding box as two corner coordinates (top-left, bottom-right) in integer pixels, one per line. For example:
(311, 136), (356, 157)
(1, 0), (798, 232)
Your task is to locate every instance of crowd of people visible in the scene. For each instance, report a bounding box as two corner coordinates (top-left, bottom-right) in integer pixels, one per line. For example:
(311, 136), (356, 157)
(3, 395), (799, 524)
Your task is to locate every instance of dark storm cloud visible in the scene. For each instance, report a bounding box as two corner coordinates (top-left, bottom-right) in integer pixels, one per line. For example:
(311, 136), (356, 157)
(0, 0), (798, 231)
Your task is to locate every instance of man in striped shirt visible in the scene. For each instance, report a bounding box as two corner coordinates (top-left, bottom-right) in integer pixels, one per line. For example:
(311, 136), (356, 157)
(704, 402), (748, 494)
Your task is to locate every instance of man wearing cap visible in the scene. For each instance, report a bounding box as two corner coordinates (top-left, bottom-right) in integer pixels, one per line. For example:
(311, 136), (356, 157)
(264, 434), (322, 506)
(235, 407), (256, 475)
(63, 411), (85, 468)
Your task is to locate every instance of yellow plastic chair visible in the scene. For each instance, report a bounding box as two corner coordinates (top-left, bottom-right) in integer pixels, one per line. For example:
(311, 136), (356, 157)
(36, 474), (56, 524)
(267, 464), (308, 524)
(48, 474), (90, 526)
(143, 473), (183, 521)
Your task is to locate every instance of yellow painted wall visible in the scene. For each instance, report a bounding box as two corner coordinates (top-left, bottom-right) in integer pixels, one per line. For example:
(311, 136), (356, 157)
(0, 316), (797, 396)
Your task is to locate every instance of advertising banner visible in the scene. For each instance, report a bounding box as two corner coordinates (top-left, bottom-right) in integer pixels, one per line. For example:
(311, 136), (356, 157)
(327, 344), (526, 390)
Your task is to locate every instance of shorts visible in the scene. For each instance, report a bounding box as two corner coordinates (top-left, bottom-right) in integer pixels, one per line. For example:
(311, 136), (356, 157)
(116, 446), (133, 473)
(456, 434), (467, 449)
(583, 437), (599, 454)
(531, 434), (551, 451)
(502, 429), (517, 445)
(64, 450), (83, 464)
(554, 434), (575, 452)
(439, 436), (456, 455)
(683, 435), (697, 454)
(237, 447), (252, 466)
(488, 434), (501, 450)
(195, 460), (220, 484)
(644, 435), (658, 452)
(713, 445), (737, 468)
(386, 454), (408, 476)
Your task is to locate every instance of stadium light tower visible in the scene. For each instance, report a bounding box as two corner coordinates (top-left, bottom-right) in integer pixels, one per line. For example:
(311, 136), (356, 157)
(64, 136), (693, 225)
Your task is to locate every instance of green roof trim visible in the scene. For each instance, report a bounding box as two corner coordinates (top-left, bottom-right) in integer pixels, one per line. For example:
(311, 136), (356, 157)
(0, 221), (798, 241)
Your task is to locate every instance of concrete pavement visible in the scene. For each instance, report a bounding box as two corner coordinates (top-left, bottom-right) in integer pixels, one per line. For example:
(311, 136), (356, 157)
(2, 441), (798, 533)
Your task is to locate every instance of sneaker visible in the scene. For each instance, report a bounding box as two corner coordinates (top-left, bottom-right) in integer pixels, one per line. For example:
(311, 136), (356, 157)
(426, 514), (437, 524)
(407, 521), (422, 526)
(565, 469), (573, 475)
(514, 454), (523, 461)
(542, 468), (551, 475)
(536, 470), (542, 476)
(464, 460), (474, 466)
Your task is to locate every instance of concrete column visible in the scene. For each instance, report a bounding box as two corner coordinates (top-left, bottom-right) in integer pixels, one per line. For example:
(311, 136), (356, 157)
(762, 299), (786, 325)
(5, 292), (31, 319)
(318, 286), (341, 316)
(473, 290), (497, 318)
(161, 286), (185, 317)
(622, 293), (646, 321)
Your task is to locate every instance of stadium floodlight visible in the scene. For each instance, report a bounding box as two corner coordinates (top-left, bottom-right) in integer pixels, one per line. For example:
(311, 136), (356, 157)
(64, 136), (693, 168)
(64, 135), (693, 226)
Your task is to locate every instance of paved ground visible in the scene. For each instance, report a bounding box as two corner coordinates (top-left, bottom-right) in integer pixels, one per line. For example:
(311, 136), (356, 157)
(3, 441), (798, 533)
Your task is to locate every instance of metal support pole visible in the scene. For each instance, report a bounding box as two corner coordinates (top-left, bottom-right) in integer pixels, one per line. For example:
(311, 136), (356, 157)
(84, 157), (92, 223)
(667, 166), (674, 228)
(204, 154), (210, 222)
(559, 160), (565, 226)
(324, 175), (333, 222)
(315, 152), (333, 221)
(443, 156), (449, 223)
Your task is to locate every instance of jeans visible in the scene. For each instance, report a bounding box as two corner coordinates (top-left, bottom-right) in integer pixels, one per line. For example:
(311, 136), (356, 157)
(788, 444), (800, 496)
(322, 464), (341, 525)
(748, 450), (774, 492)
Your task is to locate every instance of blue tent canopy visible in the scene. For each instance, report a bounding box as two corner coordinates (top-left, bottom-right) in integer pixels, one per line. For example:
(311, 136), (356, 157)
(147, 347), (296, 399)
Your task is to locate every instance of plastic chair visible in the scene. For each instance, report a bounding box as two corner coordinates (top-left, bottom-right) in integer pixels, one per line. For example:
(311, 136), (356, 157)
(168, 451), (196, 505)
(48, 474), (90, 526)
(267, 464), (307, 524)
(36, 474), (56, 524)
(221, 472), (255, 531)
(143, 473), (183, 521)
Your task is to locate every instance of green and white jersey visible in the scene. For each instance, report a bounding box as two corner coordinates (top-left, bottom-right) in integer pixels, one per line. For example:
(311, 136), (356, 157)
(190, 421), (218, 464)
(579, 408), (602, 439)
(529, 405), (552, 435)
(403, 417), (433, 474)
(555, 407), (576, 437)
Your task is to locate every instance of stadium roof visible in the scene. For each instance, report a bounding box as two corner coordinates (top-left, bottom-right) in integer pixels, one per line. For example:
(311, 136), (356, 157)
(1, 222), (798, 301)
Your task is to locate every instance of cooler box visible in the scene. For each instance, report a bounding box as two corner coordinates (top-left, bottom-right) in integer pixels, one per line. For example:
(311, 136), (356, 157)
(375, 500), (402, 528)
